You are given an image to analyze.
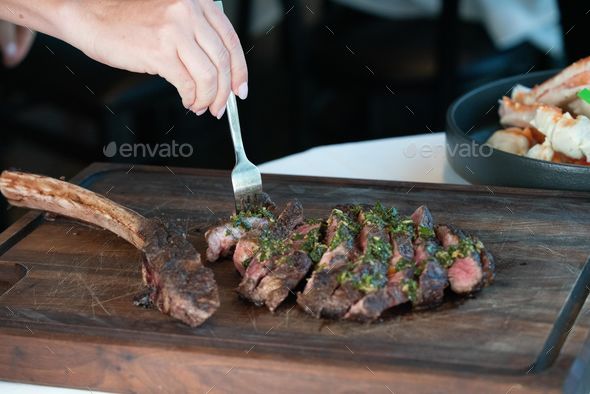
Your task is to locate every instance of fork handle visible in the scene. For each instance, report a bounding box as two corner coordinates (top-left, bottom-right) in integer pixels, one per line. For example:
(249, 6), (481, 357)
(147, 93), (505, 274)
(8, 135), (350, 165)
(215, 0), (249, 165)
(226, 92), (249, 164)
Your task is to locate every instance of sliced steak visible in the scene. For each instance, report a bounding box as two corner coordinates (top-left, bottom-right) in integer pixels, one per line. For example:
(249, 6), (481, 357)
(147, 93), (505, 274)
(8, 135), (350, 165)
(435, 224), (460, 248)
(391, 231), (414, 265)
(411, 205), (440, 262)
(205, 193), (275, 262)
(249, 251), (313, 311)
(345, 268), (412, 322)
(243, 222), (322, 311)
(346, 206), (455, 321)
(233, 233), (262, 275)
(297, 206), (361, 317)
(480, 249), (496, 286)
(434, 225), (486, 294)
(305, 204), (405, 321)
(414, 258), (448, 307)
(328, 207), (393, 318)
(236, 200), (310, 310)
(447, 256), (483, 294)
(205, 216), (270, 262)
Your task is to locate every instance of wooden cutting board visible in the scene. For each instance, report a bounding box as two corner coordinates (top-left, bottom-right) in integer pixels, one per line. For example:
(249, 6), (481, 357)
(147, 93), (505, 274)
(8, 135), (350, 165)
(0, 163), (588, 393)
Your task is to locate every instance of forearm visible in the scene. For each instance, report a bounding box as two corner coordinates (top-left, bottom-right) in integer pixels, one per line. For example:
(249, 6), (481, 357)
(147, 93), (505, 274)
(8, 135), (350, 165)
(0, 0), (70, 40)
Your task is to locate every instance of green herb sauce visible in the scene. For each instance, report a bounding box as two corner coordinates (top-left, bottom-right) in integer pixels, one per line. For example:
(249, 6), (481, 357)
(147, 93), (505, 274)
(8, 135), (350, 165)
(257, 229), (289, 261)
(418, 225), (435, 239)
(328, 208), (361, 250)
(301, 226), (328, 264)
(230, 206), (275, 230)
(401, 278), (418, 302)
(434, 237), (483, 268)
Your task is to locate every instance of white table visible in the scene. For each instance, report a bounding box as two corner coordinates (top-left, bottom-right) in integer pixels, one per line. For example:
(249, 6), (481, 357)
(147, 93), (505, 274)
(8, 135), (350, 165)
(259, 132), (466, 185)
(0, 132), (466, 394)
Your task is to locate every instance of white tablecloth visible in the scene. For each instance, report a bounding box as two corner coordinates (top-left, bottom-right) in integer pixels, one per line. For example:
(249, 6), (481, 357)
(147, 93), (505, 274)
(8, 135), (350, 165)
(0, 132), (466, 394)
(259, 132), (467, 184)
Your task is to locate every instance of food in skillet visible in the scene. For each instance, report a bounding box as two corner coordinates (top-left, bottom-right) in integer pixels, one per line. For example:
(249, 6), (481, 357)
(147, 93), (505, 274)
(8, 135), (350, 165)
(0, 171), (219, 327)
(206, 200), (495, 321)
(488, 56), (590, 165)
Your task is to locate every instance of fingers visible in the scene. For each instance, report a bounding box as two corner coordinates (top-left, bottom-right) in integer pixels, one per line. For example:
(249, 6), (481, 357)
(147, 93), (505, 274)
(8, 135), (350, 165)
(0, 21), (17, 67)
(200, 0), (249, 100)
(0, 23), (35, 67)
(161, 52), (197, 111)
(193, 14), (231, 118)
(14, 26), (36, 65)
(177, 39), (218, 114)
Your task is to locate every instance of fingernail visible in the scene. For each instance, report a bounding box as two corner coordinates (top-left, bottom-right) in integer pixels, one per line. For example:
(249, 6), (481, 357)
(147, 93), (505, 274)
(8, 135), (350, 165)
(4, 42), (17, 58)
(195, 108), (207, 116)
(216, 105), (226, 119)
(237, 82), (248, 100)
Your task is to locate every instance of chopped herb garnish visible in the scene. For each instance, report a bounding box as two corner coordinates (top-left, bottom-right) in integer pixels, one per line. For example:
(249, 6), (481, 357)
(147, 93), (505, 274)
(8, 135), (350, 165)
(418, 225), (435, 239)
(390, 218), (415, 237)
(230, 206), (275, 230)
(309, 244), (328, 263)
(300, 226), (328, 264)
(363, 202), (399, 228)
(336, 234), (391, 293)
(328, 208), (361, 250)
(257, 229), (289, 261)
(292, 232), (305, 241)
(395, 258), (414, 271)
(435, 237), (483, 268)
(414, 260), (427, 276)
(363, 236), (392, 264)
(355, 270), (387, 293)
(401, 278), (418, 302)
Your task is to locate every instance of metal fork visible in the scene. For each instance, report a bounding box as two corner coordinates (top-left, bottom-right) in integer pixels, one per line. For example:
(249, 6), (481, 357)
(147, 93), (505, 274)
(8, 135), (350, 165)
(215, 1), (263, 212)
(225, 92), (263, 212)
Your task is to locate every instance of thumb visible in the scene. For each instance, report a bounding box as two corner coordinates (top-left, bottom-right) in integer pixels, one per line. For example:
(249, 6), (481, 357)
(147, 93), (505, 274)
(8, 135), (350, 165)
(0, 21), (18, 67)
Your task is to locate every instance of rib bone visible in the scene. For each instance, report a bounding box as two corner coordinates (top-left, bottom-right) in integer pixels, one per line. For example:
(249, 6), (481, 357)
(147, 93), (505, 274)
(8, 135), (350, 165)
(0, 170), (219, 327)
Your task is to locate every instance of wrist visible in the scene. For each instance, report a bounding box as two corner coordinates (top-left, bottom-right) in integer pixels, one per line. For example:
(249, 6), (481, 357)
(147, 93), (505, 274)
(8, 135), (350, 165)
(0, 0), (72, 39)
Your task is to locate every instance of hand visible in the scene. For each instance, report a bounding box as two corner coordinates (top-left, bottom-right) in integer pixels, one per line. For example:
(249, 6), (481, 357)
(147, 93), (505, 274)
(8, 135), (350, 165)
(62, 0), (248, 118)
(0, 20), (35, 67)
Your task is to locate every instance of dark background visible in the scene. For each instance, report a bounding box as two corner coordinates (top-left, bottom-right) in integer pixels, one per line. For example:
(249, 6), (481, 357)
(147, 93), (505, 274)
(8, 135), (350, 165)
(0, 1), (587, 229)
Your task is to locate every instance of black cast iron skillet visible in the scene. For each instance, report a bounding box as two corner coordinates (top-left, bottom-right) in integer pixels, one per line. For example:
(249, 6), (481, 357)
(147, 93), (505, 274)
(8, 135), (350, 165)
(446, 70), (590, 191)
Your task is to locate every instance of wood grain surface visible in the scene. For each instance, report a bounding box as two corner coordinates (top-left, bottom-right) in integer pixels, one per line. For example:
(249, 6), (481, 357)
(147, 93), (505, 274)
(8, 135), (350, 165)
(0, 163), (588, 393)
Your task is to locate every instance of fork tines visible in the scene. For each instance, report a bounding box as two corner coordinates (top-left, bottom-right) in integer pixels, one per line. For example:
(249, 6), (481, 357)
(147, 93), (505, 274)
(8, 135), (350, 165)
(231, 161), (263, 212)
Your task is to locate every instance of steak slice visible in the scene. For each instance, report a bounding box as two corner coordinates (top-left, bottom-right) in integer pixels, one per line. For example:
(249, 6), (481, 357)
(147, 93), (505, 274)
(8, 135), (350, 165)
(236, 200), (306, 308)
(0, 171), (219, 327)
(297, 206), (361, 317)
(480, 249), (496, 286)
(434, 224), (489, 294)
(204, 194), (275, 262)
(327, 206), (394, 318)
(447, 256), (483, 294)
(347, 206), (454, 321)
(345, 268), (412, 321)
(411, 205), (441, 262)
(247, 251), (312, 311)
(233, 234), (260, 275)
(414, 258), (448, 308)
(242, 223), (323, 311)
(205, 216), (270, 262)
